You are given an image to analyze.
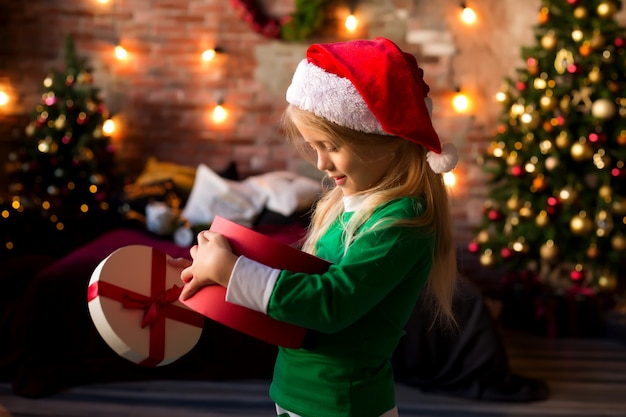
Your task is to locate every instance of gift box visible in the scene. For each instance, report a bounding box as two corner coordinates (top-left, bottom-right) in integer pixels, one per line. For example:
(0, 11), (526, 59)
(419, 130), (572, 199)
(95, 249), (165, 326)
(180, 216), (331, 348)
(88, 245), (204, 366)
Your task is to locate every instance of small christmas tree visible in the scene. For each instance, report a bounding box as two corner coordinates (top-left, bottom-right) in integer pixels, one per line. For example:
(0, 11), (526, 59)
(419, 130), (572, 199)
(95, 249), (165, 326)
(470, 0), (626, 304)
(2, 35), (119, 257)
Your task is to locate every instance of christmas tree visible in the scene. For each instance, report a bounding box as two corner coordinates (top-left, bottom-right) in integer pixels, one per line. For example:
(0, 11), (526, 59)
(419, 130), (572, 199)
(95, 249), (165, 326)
(1, 35), (119, 257)
(470, 0), (626, 304)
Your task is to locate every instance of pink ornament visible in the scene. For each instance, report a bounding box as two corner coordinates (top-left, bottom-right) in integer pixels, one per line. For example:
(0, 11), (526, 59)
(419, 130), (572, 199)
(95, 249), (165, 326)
(547, 196), (559, 206)
(511, 165), (523, 176)
(500, 247), (513, 259)
(468, 241), (479, 253)
(488, 209), (501, 221)
(570, 268), (585, 282)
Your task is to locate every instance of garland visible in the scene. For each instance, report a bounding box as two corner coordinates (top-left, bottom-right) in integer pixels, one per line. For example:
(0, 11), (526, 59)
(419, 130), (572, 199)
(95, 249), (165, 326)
(231, 0), (331, 41)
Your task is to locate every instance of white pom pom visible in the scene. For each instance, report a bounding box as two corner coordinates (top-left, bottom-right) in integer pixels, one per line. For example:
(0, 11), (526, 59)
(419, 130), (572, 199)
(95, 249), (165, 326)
(426, 142), (458, 173)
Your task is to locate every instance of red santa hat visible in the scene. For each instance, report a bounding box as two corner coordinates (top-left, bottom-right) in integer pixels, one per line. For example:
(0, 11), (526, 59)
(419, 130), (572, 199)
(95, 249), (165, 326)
(286, 37), (458, 173)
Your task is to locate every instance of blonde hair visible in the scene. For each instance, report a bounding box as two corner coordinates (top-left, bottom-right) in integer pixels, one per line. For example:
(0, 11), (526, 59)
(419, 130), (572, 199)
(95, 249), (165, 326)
(281, 105), (458, 329)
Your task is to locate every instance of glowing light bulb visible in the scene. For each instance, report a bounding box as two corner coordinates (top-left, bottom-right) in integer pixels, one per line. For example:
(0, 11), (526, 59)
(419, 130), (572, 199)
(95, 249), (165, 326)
(202, 48), (217, 62)
(345, 14), (357, 32)
(103, 118), (115, 135)
(460, 4), (477, 24)
(443, 171), (457, 187)
(452, 91), (470, 113)
(115, 45), (128, 60)
(212, 102), (227, 123)
(0, 91), (8, 106)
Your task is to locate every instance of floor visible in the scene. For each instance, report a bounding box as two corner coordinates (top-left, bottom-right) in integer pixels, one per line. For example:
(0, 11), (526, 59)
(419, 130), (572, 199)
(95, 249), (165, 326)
(1, 331), (625, 417)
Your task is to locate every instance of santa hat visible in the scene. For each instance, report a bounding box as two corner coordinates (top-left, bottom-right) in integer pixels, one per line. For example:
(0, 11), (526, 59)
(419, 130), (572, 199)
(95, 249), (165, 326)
(286, 37), (458, 173)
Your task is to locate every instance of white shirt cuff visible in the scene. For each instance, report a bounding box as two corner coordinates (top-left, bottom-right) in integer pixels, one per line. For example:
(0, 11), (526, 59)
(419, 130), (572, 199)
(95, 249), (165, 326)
(225, 256), (280, 314)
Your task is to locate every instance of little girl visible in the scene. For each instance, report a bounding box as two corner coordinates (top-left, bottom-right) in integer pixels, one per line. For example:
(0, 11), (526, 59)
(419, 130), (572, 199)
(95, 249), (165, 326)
(179, 37), (459, 417)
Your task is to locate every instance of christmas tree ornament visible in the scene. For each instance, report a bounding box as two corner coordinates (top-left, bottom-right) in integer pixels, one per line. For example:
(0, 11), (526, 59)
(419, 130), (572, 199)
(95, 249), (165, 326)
(544, 155), (559, 170)
(555, 49), (575, 73)
(597, 1), (617, 18)
(590, 30), (606, 49)
(599, 184), (613, 200)
(532, 173), (547, 191)
(538, 7), (550, 24)
(597, 273), (618, 291)
(540, 240), (559, 261)
(540, 94), (557, 110)
(588, 66), (602, 83)
(512, 237), (530, 253)
(573, 6), (587, 19)
(591, 98), (617, 119)
(479, 249), (495, 266)
(507, 195), (522, 211)
(569, 264), (586, 282)
(612, 198), (626, 215)
(579, 42), (592, 57)
(501, 247), (513, 259)
(570, 140), (593, 161)
(570, 211), (593, 234)
(476, 229), (490, 243)
(541, 31), (558, 50)
(611, 234), (626, 250)
(586, 243), (599, 259)
(519, 202), (534, 218)
(536, 210), (550, 227)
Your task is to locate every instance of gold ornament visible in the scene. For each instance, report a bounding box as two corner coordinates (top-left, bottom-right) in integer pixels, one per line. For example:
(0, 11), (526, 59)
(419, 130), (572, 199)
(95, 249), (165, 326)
(611, 234), (626, 251)
(571, 29), (584, 43)
(477, 230), (490, 243)
(480, 249), (495, 267)
(597, 1), (617, 18)
(570, 141), (593, 161)
(613, 198), (626, 215)
(597, 273), (618, 291)
(591, 98), (616, 119)
(574, 6), (588, 19)
(588, 66), (602, 83)
(536, 210), (550, 227)
(507, 195), (522, 211)
(590, 30), (606, 49)
(540, 240), (559, 261)
(554, 49), (575, 74)
(540, 95), (557, 111)
(570, 211), (593, 235)
(556, 131), (571, 149)
(541, 31), (557, 50)
(599, 184), (613, 201)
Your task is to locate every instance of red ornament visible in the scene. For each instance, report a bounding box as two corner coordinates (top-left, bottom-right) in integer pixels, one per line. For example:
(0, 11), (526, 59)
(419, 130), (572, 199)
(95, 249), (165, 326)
(500, 247), (513, 259)
(570, 268), (585, 282)
(615, 37), (624, 48)
(516, 81), (527, 91)
(488, 209), (501, 221)
(468, 241), (479, 253)
(510, 165), (524, 176)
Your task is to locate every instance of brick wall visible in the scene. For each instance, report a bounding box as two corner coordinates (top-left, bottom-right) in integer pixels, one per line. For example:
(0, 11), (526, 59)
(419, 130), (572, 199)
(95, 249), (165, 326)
(5, 0), (619, 245)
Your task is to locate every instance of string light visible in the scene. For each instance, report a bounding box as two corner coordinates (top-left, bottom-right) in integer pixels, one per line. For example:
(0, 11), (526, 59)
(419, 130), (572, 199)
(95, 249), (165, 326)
(460, 3), (477, 25)
(202, 46), (224, 62)
(443, 171), (457, 187)
(102, 118), (115, 135)
(212, 98), (227, 123)
(0, 90), (8, 106)
(452, 88), (470, 113)
(345, 14), (357, 32)
(114, 45), (128, 60)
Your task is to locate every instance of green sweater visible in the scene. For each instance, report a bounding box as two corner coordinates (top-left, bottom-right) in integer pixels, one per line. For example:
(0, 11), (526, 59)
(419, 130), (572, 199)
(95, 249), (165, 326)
(267, 197), (434, 417)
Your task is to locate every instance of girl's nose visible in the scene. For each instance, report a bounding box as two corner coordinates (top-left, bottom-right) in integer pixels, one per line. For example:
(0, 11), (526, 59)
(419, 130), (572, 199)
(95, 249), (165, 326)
(317, 153), (332, 171)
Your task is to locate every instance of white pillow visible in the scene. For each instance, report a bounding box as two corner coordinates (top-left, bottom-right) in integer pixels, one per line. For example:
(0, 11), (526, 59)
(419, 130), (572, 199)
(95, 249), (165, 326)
(181, 164), (266, 227)
(244, 171), (321, 216)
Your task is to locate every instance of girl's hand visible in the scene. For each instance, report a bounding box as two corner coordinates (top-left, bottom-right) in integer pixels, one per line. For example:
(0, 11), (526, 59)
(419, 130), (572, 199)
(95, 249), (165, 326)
(179, 231), (238, 301)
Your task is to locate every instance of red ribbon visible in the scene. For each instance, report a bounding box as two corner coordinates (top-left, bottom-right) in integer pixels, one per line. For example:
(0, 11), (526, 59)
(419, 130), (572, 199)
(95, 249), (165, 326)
(88, 248), (204, 366)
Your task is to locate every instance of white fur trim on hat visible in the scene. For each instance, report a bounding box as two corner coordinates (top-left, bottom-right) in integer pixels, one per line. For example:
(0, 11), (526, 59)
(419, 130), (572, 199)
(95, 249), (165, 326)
(286, 60), (388, 135)
(426, 142), (459, 173)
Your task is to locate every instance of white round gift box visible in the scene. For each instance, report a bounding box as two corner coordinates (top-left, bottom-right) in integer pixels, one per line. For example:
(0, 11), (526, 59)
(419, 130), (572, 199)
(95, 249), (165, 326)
(88, 245), (204, 366)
